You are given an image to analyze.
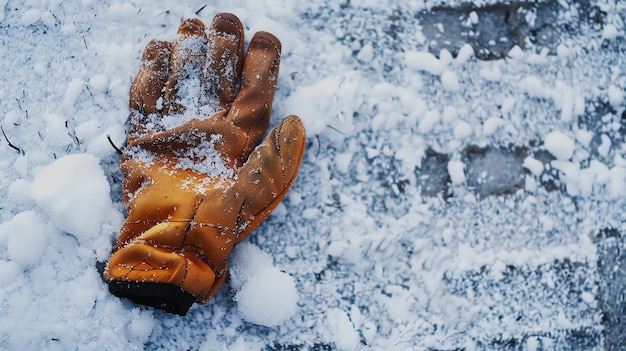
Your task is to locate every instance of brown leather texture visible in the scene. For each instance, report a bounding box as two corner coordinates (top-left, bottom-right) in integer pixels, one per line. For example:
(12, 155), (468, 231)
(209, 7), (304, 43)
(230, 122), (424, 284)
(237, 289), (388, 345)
(104, 13), (306, 305)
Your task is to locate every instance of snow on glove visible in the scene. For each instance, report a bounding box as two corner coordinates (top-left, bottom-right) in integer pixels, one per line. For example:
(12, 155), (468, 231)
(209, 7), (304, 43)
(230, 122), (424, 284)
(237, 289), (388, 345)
(104, 13), (306, 316)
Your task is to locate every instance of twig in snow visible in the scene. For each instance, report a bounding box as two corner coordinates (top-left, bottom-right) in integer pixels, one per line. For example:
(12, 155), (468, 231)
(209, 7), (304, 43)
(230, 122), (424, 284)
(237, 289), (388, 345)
(85, 83), (93, 98)
(195, 4), (208, 15)
(107, 135), (124, 155)
(1, 125), (23, 154)
(326, 124), (348, 135)
(16, 90), (28, 118)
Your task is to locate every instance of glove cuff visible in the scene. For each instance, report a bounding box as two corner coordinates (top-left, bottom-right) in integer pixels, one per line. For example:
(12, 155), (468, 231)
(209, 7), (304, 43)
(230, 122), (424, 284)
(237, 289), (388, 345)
(108, 280), (195, 316)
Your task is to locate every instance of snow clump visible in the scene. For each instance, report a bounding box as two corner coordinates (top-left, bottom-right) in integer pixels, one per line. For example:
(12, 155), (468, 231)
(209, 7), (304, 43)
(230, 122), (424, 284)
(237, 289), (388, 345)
(230, 242), (299, 327)
(544, 131), (576, 160)
(30, 153), (121, 257)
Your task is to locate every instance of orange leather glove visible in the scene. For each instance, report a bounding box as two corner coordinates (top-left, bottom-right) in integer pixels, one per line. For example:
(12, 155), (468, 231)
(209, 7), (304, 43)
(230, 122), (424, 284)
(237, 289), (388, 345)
(104, 13), (306, 315)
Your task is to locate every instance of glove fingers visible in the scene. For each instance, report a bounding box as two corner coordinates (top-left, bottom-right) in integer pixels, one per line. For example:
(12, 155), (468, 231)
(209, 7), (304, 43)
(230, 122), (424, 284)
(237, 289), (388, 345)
(199, 13), (245, 111)
(226, 115), (305, 240)
(226, 32), (282, 154)
(162, 18), (208, 116)
(128, 40), (172, 141)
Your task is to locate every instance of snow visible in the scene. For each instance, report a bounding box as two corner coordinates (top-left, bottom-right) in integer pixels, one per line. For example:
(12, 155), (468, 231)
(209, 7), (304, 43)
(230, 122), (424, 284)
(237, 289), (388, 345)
(418, 109), (440, 133)
(324, 308), (361, 350)
(31, 154), (120, 257)
(453, 120), (473, 139)
(230, 243), (298, 327)
(544, 131), (576, 160)
(523, 156), (544, 176)
(608, 85), (624, 108)
(405, 51), (445, 75)
(2, 211), (50, 267)
(448, 160), (466, 184)
(602, 24), (621, 40)
(1, 0), (626, 350)
(441, 70), (461, 92)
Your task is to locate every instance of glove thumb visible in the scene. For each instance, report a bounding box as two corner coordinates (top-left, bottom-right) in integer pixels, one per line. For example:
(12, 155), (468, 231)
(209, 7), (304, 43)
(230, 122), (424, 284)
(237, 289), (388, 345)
(227, 115), (306, 240)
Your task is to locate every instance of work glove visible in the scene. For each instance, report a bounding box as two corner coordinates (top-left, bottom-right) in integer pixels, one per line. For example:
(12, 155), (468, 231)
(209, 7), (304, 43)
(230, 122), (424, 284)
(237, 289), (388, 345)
(104, 13), (306, 316)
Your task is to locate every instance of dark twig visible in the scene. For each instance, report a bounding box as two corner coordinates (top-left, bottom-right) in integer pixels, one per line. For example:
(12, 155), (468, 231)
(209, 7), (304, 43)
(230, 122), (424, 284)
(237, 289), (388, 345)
(107, 135), (124, 155)
(326, 124), (348, 135)
(85, 83), (93, 98)
(195, 4), (207, 15)
(1, 126), (22, 154)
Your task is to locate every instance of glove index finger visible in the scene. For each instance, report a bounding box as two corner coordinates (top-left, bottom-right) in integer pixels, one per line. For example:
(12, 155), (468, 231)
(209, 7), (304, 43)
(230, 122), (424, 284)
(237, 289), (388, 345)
(129, 39), (172, 140)
(227, 31), (282, 155)
(130, 40), (172, 113)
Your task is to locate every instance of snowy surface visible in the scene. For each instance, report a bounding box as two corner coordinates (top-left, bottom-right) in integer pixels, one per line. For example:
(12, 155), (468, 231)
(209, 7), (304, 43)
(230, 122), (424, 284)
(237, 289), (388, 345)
(1, 0), (626, 350)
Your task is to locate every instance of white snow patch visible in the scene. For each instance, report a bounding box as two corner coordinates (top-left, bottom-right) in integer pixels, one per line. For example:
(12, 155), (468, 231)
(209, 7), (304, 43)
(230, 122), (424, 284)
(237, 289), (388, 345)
(418, 109), (440, 133)
(448, 160), (466, 185)
(63, 78), (86, 113)
(356, 43), (374, 63)
(523, 156), (544, 176)
(283, 74), (361, 138)
(442, 106), (458, 124)
(7, 179), (33, 207)
(520, 75), (550, 99)
(441, 70), (461, 92)
(453, 120), (473, 139)
(602, 24), (622, 40)
(20, 9), (41, 25)
(0, 211), (52, 267)
(597, 134), (611, 158)
(607, 85), (624, 108)
(405, 51), (445, 75)
(325, 308), (361, 351)
(455, 44), (474, 64)
(230, 242), (298, 327)
(552, 80), (576, 122)
(30, 154), (118, 252)
(483, 116), (504, 136)
(479, 63), (502, 82)
(507, 45), (525, 60)
(576, 129), (594, 148)
(544, 131), (576, 160)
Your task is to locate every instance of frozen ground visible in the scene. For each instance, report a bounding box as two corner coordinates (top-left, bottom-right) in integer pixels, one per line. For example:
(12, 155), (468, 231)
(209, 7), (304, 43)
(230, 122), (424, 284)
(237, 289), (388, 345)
(1, 0), (626, 350)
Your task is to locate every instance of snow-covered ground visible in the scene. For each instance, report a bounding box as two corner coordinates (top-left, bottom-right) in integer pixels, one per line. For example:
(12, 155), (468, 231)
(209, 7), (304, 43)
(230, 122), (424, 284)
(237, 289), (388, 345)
(1, 0), (626, 350)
